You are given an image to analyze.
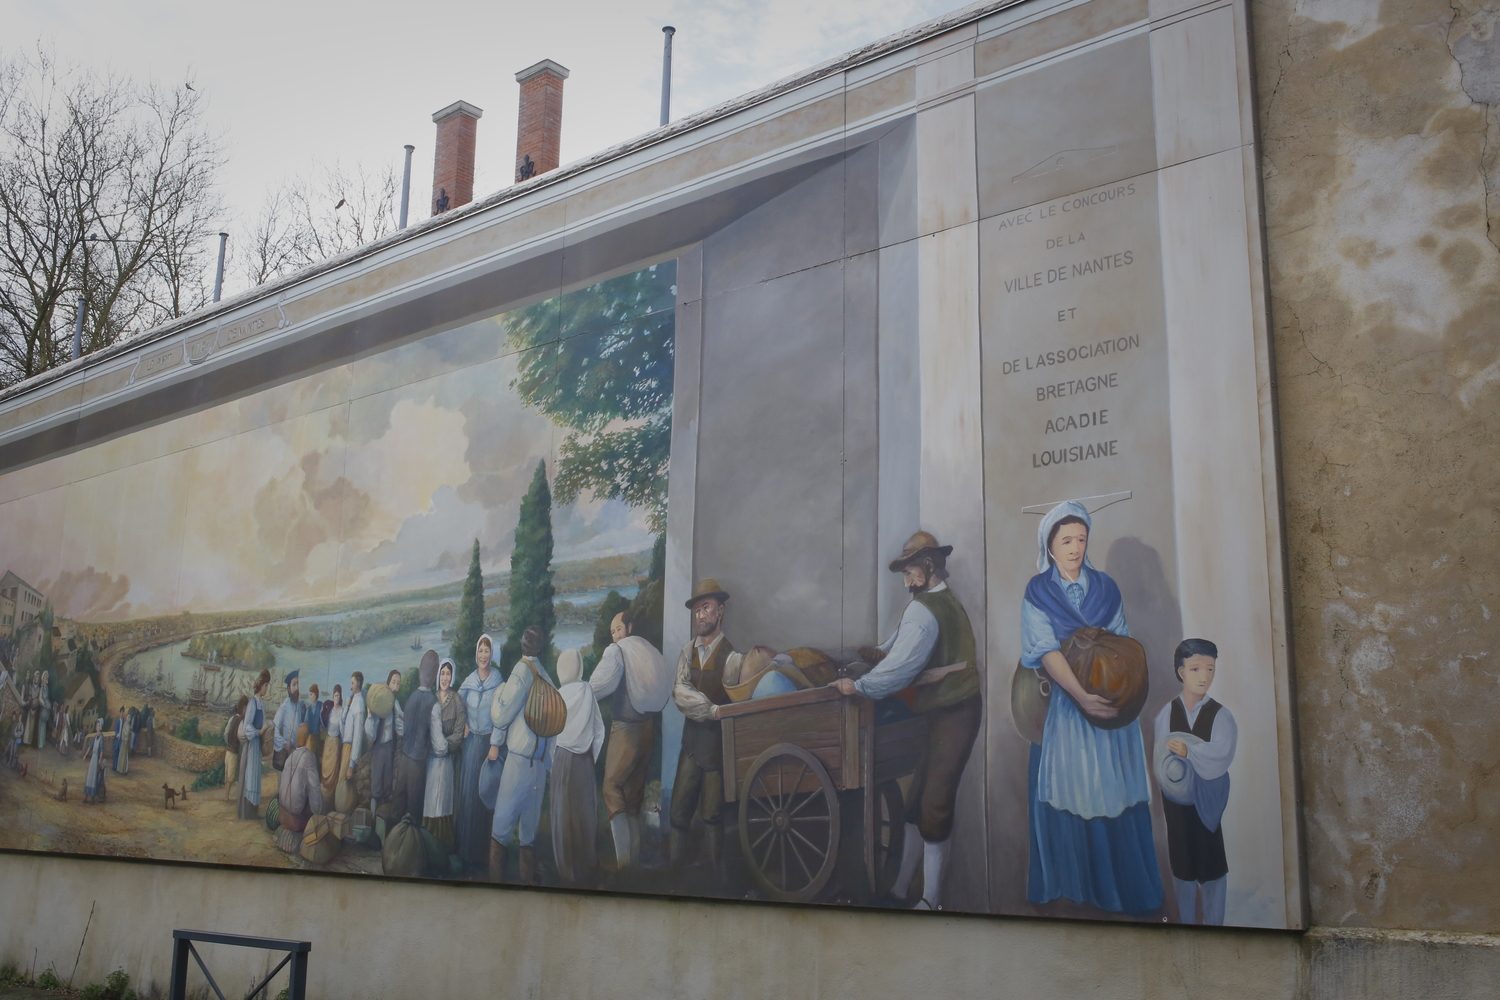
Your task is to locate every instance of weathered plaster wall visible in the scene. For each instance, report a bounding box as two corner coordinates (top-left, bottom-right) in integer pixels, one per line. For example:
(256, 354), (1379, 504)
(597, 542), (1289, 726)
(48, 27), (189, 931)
(1253, 0), (1500, 931)
(6, 854), (1500, 999)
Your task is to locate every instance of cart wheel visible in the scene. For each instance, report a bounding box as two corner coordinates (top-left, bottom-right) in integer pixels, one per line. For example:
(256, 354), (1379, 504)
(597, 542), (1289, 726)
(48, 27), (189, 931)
(739, 742), (840, 902)
(871, 780), (905, 897)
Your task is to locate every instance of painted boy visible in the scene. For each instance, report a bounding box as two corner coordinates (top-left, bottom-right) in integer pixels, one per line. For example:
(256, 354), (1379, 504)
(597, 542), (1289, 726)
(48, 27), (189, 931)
(1152, 638), (1237, 925)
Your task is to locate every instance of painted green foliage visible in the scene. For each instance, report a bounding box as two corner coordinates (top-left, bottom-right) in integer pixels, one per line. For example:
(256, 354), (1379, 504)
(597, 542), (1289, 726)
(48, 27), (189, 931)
(500, 460), (556, 677)
(505, 262), (676, 533)
(585, 533), (666, 675)
(450, 539), (485, 684)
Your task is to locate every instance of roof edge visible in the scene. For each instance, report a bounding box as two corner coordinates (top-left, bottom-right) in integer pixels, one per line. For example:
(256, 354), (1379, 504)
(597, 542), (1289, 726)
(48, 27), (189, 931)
(0, 0), (1019, 408)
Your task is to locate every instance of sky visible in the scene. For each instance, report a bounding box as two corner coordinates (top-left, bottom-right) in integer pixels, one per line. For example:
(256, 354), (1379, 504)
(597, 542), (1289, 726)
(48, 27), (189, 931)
(0, 300), (665, 620)
(3, 0), (963, 299)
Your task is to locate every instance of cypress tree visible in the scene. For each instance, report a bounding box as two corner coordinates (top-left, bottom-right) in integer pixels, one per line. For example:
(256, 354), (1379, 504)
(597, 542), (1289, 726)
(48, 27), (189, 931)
(626, 533), (667, 653)
(450, 539), (485, 684)
(648, 532), (666, 582)
(501, 460), (557, 678)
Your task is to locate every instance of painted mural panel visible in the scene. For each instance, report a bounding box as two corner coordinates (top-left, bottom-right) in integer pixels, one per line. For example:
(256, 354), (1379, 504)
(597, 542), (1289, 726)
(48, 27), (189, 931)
(0, 263), (676, 877)
(0, 0), (1294, 929)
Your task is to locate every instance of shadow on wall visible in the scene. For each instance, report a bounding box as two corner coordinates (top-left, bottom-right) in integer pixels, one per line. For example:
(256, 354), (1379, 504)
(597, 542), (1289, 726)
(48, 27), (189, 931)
(1104, 534), (1183, 919)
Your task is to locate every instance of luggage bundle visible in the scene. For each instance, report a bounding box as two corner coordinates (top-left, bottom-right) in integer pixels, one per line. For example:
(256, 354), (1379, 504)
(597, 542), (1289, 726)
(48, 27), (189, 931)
(325, 810), (353, 841)
(380, 815), (447, 878)
(521, 661), (567, 738)
(300, 814), (340, 864)
(276, 826), (303, 854)
(264, 796), (281, 832)
(1010, 626), (1150, 742)
(366, 683), (396, 720)
(334, 775), (357, 814)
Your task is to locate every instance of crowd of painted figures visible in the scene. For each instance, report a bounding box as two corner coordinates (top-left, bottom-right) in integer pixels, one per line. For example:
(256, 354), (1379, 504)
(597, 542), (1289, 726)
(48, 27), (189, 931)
(4, 669), (157, 807)
(207, 504), (1238, 923)
(4, 502), (1238, 922)
(222, 619), (677, 888)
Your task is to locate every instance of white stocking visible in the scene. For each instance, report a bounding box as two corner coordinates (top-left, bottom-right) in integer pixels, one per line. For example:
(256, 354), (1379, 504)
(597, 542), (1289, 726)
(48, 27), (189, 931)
(915, 839), (951, 910)
(892, 823), (923, 899)
(627, 813), (642, 866)
(610, 813), (632, 869)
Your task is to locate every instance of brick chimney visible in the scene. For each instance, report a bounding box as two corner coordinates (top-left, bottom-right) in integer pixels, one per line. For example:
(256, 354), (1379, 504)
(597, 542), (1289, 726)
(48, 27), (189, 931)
(431, 100), (483, 216)
(514, 59), (569, 183)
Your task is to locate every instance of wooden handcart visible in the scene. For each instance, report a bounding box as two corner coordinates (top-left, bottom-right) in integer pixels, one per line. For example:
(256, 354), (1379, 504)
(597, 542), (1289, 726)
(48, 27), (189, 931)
(718, 686), (927, 903)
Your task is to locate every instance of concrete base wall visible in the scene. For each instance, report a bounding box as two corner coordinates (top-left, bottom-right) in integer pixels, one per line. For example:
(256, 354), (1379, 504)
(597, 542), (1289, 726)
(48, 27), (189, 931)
(3, 852), (1497, 1000)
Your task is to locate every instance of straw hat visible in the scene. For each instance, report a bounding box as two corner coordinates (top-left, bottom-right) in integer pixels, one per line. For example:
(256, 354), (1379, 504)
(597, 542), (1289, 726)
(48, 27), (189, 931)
(888, 531), (954, 572)
(1154, 731), (1204, 805)
(684, 578), (730, 608)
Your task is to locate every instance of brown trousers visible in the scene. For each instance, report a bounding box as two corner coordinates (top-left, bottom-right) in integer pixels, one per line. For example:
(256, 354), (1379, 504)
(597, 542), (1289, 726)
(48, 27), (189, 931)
(602, 717), (654, 819)
(905, 694), (983, 843)
(670, 753), (724, 830)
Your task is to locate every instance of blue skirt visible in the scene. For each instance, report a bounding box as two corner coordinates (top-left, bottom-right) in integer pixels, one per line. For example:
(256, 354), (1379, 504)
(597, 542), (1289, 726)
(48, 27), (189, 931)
(1028, 743), (1164, 915)
(455, 732), (494, 868)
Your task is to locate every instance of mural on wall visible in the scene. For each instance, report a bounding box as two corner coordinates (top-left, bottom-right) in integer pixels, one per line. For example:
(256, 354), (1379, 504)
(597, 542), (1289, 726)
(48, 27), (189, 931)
(0, 2), (1292, 929)
(0, 262), (678, 884)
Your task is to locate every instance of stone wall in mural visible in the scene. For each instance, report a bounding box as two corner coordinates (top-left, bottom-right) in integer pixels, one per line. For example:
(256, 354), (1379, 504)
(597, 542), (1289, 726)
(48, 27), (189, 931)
(0, 0), (1294, 930)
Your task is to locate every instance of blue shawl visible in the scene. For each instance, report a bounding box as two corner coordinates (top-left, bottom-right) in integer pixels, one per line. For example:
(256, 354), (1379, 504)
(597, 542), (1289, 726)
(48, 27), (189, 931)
(1024, 567), (1123, 642)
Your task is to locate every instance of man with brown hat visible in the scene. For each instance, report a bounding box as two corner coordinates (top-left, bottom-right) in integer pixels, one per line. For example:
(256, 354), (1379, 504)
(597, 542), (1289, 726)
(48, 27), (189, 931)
(830, 531), (982, 910)
(669, 579), (745, 881)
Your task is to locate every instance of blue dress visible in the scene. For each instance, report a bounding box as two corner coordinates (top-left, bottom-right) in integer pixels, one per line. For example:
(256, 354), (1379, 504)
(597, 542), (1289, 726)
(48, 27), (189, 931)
(112, 715), (129, 773)
(1022, 565), (1163, 915)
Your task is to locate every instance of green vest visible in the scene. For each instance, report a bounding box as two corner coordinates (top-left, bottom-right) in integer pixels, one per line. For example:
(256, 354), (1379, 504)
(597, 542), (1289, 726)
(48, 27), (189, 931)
(912, 588), (981, 713)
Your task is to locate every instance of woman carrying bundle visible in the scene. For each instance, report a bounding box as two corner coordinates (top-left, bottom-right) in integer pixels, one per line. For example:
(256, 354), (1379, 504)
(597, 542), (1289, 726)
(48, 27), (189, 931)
(1021, 500), (1162, 915)
(239, 670), (271, 820)
(423, 658), (465, 853)
(224, 696), (248, 803)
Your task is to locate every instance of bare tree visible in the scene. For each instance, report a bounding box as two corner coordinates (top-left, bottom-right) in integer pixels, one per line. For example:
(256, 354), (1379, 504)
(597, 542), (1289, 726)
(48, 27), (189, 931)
(0, 47), (223, 389)
(238, 161), (399, 289)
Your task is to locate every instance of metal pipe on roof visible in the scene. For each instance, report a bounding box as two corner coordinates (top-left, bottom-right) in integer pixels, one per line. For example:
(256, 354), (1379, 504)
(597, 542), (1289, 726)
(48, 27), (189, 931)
(212, 232), (229, 302)
(399, 144), (415, 229)
(72, 298), (86, 361)
(660, 26), (676, 127)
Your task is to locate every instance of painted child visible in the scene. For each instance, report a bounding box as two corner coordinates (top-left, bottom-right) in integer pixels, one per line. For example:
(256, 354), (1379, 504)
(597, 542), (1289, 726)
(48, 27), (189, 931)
(1153, 638), (1237, 925)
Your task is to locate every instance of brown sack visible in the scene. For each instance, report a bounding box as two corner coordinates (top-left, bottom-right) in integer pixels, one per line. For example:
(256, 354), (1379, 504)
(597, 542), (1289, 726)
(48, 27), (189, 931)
(300, 814), (340, 864)
(321, 737), (343, 800)
(784, 648), (839, 687)
(381, 815), (427, 877)
(1010, 661), (1051, 744)
(522, 661), (567, 739)
(1060, 626), (1149, 730)
(366, 683), (395, 720)
(334, 777), (357, 815)
(276, 826), (304, 854)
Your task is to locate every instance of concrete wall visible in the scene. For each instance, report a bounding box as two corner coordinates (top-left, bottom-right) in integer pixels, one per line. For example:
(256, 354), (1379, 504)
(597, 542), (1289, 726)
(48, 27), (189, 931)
(1252, 0), (1500, 934)
(4, 853), (1498, 1000)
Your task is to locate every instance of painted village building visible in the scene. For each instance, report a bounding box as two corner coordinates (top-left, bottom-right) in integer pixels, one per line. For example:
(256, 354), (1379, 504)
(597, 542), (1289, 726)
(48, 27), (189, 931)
(0, 0), (1496, 996)
(0, 571), (44, 640)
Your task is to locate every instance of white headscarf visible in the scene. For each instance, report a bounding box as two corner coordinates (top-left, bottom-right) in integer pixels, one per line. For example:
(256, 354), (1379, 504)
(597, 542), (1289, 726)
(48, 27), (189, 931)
(475, 633), (495, 670)
(556, 648), (584, 686)
(1037, 500), (1096, 573)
